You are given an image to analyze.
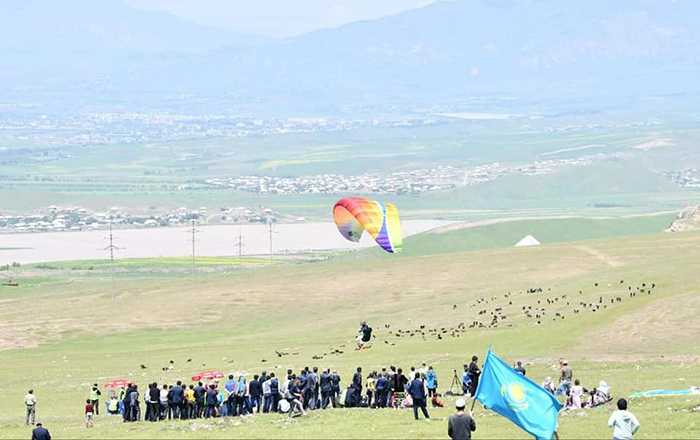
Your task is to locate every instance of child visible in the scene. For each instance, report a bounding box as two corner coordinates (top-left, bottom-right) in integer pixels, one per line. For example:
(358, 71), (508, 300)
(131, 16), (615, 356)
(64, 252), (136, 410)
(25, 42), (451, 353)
(568, 379), (585, 409)
(85, 399), (95, 428)
(608, 398), (640, 440)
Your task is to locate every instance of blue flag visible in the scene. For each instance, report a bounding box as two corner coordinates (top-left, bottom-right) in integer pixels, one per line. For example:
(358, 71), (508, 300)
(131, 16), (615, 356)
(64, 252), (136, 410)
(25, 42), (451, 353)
(475, 349), (562, 440)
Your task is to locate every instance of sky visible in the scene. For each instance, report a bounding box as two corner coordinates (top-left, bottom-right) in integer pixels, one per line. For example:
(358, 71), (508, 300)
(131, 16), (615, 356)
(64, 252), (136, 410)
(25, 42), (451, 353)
(126, 0), (437, 38)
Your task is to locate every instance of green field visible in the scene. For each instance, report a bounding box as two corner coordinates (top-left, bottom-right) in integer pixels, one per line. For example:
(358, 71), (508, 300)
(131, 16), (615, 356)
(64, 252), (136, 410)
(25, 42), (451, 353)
(1, 225), (700, 438)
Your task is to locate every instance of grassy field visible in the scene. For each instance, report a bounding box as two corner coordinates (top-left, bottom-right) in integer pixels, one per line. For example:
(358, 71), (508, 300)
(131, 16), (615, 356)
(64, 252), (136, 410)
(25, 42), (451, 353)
(1, 225), (700, 438)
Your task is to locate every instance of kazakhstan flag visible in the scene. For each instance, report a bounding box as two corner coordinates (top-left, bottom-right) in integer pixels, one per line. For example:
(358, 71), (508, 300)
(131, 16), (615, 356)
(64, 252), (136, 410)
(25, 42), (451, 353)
(475, 349), (562, 440)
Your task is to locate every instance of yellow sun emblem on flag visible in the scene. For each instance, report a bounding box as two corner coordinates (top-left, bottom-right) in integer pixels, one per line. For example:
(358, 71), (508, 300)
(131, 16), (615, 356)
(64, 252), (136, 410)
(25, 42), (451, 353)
(501, 383), (529, 412)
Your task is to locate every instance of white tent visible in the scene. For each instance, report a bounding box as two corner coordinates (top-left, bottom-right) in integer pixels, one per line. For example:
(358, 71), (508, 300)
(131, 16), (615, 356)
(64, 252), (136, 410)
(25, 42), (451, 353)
(515, 235), (541, 247)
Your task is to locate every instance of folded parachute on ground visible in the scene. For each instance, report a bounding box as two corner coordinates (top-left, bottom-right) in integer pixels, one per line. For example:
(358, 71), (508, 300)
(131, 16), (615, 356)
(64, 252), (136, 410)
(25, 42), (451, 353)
(191, 370), (225, 382)
(104, 378), (131, 389)
(333, 197), (402, 253)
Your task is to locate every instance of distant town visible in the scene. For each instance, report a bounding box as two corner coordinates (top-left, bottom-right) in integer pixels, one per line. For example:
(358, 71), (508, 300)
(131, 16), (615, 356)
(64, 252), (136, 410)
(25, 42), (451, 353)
(0, 205), (296, 234)
(0, 112), (441, 149)
(665, 169), (700, 189)
(205, 154), (617, 195)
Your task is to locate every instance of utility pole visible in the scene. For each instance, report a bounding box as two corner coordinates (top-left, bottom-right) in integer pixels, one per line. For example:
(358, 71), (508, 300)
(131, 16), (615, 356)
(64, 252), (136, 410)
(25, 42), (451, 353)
(190, 219), (198, 271)
(103, 219), (121, 302)
(105, 221), (117, 262)
(234, 227), (244, 258)
(267, 216), (274, 260)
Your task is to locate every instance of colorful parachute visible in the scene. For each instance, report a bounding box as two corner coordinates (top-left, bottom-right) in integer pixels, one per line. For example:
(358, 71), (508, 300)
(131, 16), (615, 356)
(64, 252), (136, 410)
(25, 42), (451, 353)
(333, 197), (403, 253)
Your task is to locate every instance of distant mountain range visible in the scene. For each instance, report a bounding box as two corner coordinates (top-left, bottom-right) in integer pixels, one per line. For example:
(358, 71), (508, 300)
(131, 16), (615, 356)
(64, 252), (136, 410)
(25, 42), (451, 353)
(3, 0), (699, 113)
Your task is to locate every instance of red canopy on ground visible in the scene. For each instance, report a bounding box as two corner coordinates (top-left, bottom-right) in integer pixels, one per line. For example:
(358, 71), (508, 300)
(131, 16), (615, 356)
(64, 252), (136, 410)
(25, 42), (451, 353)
(191, 370), (224, 382)
(104, 378), (131, 389)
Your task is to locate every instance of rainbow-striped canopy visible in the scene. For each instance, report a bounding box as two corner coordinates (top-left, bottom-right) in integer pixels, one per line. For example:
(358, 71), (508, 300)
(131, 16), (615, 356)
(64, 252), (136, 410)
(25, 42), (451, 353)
(333, 197), (403, 253)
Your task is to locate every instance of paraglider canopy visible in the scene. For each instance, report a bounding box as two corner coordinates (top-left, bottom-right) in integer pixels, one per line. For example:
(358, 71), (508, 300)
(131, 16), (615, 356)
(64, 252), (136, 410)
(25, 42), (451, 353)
(333, 197), (403, 253)
(191, 370), (225, 382)
(104, 378), (131, 389)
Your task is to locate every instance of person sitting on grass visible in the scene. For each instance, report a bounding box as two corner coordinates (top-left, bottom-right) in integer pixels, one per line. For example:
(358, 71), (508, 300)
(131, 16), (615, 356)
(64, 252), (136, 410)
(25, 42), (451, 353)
(608, 398), (640, 440)
(85, 399), (95, 428)
(542, 377), (556, 395)
(431, 392), (445, 408)
(107, 395), (120, 415)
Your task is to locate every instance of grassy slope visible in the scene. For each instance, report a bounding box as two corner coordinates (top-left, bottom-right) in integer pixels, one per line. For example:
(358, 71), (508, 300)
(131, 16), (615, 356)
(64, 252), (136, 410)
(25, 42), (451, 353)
(1, 230), (700, 438)
(396, 214), (676, 256)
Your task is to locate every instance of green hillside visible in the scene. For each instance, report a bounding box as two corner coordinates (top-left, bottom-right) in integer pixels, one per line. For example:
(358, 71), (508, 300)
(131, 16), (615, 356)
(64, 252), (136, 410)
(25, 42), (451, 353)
(1, 228), (700, 438)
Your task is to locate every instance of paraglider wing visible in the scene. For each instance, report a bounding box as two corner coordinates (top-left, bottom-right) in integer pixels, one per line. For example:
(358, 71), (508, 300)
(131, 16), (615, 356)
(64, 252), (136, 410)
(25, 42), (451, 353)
(333, 197), (402, 253)
(333, 197), (383, 242)
(375, 202), (403, 253)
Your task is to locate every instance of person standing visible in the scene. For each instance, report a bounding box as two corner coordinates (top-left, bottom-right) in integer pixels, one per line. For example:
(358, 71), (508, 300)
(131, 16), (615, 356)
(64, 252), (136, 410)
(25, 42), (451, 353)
(128, 384), (140, 421)
(185, 385), (196, 419)
(407, 373), (429, 420)
(262, 375), (272, 413)
(330, 370), (341, 407)
(193, 382), (205, 418)
(608, 398), (640, 440)
(84, 399), (95, 428)
(468, 356), (481, 397)
(392, 368), (409, 408)
(425, 366), (438, 398)
(350, 367), (363, 407)
(374, 373), (389, 408)
(319, 369), (332, 409)
(569, 379), (585, 409)
(159, 384), (169, 420)
(89, 384), (102, 416)
(269, 373), (280, 413)
(236, 375), (248, 415)
(287, 377), (306, 417)
(514, 361), (526, 376)
(557, 360), (573, 396)
(170, 381), (184, 419)
(31, 422), (51, 440)
(448, 398), (476, 440)
(25, 389), (37, 426)
(249, 375), (263, 413)
(205, 385), (218, 418)
(366, 372), (376, 408)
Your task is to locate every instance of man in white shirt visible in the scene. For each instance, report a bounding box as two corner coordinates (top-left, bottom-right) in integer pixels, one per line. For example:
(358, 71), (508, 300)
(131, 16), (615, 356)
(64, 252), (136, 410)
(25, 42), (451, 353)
(25, 389), (37, 425)
(608, 398), (640, 440)
(262, 377), (272, 413)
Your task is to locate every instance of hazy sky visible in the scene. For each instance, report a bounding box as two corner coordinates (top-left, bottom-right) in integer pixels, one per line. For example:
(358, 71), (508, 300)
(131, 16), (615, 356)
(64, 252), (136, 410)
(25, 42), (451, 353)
(126, 0), (437, 38)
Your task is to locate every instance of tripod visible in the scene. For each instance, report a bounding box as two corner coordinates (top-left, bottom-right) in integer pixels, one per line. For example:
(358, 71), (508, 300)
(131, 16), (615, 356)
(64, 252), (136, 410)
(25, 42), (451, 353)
(446, 370), (463, 396)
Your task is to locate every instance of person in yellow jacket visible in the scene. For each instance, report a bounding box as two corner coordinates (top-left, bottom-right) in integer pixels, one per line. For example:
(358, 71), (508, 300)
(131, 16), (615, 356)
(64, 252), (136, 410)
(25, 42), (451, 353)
(185, 385), (196, 419)
(89, 384), (102, 416)
(366, 372), (377, 408)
